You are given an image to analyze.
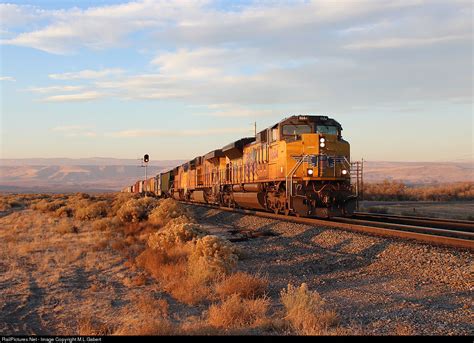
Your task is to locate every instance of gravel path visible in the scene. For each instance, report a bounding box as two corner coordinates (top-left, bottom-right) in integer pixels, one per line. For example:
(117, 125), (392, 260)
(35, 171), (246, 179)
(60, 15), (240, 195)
(191, 205), (473, 335)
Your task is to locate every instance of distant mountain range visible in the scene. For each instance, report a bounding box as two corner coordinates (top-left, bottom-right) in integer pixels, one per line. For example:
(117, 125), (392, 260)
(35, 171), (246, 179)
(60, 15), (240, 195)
(0, 158), (472, 193)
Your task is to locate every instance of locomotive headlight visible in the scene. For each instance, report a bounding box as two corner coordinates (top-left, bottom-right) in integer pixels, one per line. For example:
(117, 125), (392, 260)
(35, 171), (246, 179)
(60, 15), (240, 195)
(307, 168), (314, 176)
(342, 169), (348, 175)
(320, 142), (326, 148)
(319, 137), (325, 143)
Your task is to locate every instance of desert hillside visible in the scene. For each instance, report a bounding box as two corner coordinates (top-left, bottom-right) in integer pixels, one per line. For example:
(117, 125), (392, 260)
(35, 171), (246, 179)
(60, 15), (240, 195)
(363, 161), (473, 184)
(0, 159), (472, 193)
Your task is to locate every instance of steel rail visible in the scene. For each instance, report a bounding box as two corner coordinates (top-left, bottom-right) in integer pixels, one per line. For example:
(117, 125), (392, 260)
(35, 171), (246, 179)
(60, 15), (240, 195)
(181, 201), (474, 250)
(352, 212), (474, 232)
(331, 217), (474, 240)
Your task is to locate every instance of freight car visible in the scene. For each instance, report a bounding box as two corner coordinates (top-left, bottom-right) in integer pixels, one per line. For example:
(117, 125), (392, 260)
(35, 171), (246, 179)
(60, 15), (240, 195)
(125, 115), (357, 218)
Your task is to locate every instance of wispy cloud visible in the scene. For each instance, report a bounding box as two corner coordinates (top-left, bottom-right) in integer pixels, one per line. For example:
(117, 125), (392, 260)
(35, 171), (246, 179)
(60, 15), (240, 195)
(0, 76), (16, 81)
(49, 68), (124, 80)
(345, 34), (470, 50)
(42, 91), (104, 102)
(50, 125), (97, 137)
(27, 85), (84, 93)
(7, 0), (472, 111)
(108, 127), (252, 138)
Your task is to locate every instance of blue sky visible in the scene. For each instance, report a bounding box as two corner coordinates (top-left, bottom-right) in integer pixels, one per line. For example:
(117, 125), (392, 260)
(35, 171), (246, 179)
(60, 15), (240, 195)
(0, 0), (472, 162)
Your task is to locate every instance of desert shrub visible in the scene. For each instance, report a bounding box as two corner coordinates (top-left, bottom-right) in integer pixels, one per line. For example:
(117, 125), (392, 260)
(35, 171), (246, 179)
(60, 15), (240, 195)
(114, 318), (174, 335)
(188, 235), (239, 282)
(394, 323), (416, 335)
(147, 220), (207, 250)
(364, 180), (474, 202)
(109, 192), (137, 216)
(0, 199), (11, 211)
(207, 293), (270, 329)
(77, 317), (112, 335)
(56, 220), (78, 234)
(54, 206), (73, 218)
(214, 272), (268, 300)
(148, 198), (193, 226)
(75, 201), (109, 220)
(92, 217), (121, 231)
(117, 197), (160, 223)
(135, 245), (210, 304)
(32, 199), (66, 212)
(280, 283), (338, 335)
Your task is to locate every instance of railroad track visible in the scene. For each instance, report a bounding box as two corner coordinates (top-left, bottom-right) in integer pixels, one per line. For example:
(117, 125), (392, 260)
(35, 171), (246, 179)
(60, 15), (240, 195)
(181, 201), (474, 250)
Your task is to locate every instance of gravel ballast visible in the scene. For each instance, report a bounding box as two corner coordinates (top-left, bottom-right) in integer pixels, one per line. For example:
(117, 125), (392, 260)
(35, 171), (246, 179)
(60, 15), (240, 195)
(191, 205), (473, 335)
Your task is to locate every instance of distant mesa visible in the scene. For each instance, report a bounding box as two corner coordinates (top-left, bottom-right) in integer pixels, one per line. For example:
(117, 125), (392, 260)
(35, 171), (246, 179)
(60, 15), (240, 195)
(0, 158), (472, 193)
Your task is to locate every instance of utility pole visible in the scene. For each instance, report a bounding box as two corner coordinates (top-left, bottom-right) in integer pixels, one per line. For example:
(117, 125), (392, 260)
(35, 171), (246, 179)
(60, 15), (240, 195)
(361, 158), (364, 202)
(254, 121), (257, 137)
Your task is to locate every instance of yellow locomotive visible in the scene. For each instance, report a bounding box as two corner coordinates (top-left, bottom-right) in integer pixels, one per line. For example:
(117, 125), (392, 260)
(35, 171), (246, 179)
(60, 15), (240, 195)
(128, 115), (357, 218)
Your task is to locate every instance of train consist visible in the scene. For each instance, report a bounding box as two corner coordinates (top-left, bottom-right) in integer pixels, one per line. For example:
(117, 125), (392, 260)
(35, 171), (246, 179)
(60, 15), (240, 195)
(123, 115), (357, 218)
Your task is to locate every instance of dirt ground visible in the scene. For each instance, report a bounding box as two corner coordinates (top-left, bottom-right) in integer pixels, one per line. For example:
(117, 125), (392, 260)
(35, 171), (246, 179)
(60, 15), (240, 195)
(0, 203), (472, 335)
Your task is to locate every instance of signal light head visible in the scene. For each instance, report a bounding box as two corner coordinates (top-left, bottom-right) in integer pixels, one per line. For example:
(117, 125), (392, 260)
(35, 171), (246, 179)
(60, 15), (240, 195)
(144, 154), (149, 163)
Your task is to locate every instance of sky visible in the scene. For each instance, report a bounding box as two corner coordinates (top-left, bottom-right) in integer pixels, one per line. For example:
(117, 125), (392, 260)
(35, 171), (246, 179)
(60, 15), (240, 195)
(0, 0), (472, 162)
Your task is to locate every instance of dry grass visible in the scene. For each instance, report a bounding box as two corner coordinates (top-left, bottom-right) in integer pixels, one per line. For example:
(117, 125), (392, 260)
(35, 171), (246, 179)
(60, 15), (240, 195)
(148, 198), (193, 226)
(280, 283), (339, 335)
(92, 217), (121, 231)
(208, 293), (270, 329)
(137, 223), (241, 305)
(116, 197), (160, 223)
(55, 220), (78, 234)
(147, 219), (207, 250)
(74, 201), (108, 220)
(187, 235), (239, 283)
(364, 181), (474, 201)
(214, 272), (268, 300)
(77, 316), (113, 335)
(394, 323), (416, 335)
(114, 319), (175, 335)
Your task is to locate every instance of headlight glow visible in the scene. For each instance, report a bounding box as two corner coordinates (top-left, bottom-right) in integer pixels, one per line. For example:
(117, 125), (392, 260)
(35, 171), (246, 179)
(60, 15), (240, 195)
(320, 142), (325, 148)
(342, 169), (348, 175)
(319, 137), (325, 143)
(307, 168), (314, 176)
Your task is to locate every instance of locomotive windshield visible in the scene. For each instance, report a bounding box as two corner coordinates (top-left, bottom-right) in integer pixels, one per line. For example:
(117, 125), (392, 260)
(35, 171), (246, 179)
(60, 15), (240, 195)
(315, 125), (338, 135)
(282, 124), (312, 136)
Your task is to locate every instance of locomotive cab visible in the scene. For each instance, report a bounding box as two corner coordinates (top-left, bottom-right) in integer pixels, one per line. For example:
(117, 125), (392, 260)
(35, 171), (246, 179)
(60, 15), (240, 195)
(265, 115), (355, 217)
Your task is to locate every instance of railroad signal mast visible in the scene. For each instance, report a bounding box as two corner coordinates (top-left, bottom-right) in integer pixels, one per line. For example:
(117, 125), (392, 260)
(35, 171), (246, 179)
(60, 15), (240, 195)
(143, 154), (149, 197)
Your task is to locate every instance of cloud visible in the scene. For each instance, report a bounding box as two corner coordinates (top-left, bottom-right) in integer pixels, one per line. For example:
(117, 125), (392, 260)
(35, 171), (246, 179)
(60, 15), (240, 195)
(49, 69), (124, 80)
(205, 104), (275, 117)
(50, 125), (97, 137)
(108, 127), (252, 138)
(344, 34), (470, 49)
(42, 91), (105, 102)
(27, 85), (84, 93)
(0, 76), (16, 81)
(0, 1), (201, 54)
(9, 0), (472, 111)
